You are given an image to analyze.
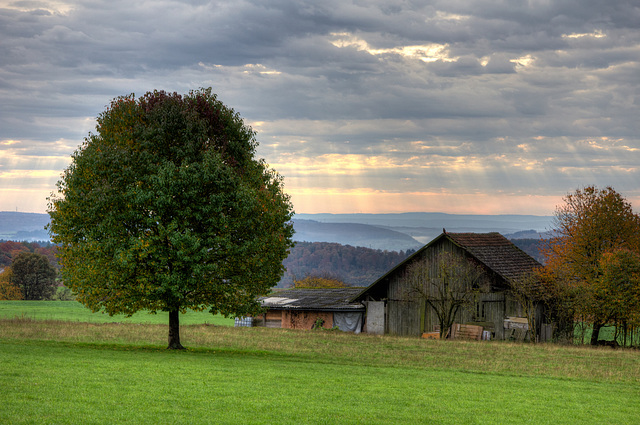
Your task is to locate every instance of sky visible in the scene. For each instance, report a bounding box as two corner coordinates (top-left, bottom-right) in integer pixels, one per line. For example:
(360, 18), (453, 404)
(1, 1), (639, 216)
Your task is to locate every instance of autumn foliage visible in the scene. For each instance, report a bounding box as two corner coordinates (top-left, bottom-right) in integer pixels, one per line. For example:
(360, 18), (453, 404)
(0, 267), (22, 300)
(542, 186), (640, 344)
(293, 275), (348, 289)
(0, 241), (58, 301)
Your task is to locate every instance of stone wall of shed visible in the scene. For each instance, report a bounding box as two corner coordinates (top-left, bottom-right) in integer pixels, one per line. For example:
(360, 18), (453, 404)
(282, 310), (334, 330)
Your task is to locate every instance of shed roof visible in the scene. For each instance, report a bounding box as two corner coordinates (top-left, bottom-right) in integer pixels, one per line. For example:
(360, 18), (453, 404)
(260, 288), (366, 311)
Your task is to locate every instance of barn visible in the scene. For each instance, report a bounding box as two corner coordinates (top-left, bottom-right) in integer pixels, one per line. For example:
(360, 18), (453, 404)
(253, 288), (366, 333)
(351, 231), (550, 341)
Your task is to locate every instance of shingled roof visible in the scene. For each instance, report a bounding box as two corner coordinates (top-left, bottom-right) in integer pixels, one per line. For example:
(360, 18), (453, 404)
(260, 288), (365, 311)
(445, 232), (542, 283)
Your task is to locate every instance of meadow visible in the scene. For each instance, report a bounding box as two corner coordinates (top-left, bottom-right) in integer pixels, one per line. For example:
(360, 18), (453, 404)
(1, 301), (639, 424)
(0, 300), (235, 326)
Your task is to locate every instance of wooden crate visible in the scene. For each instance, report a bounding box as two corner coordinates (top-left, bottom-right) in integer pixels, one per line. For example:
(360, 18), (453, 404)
(449, 323), (484, 340)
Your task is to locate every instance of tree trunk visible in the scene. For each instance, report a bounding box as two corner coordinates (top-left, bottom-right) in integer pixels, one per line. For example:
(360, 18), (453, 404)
(168, 309), (185, 350)
(590, 321), (602, 346)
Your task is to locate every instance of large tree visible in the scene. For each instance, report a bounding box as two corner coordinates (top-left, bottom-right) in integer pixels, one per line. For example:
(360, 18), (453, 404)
(542, 186), (640, 345)
(48, 89), (294, 349)
(11, 252), (57, 300)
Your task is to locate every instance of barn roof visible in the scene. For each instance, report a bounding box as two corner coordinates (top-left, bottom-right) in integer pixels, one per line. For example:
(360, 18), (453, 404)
(352, 231), (542, 301)
(260, 288), (366, 311)
(445, 232), (542, 283)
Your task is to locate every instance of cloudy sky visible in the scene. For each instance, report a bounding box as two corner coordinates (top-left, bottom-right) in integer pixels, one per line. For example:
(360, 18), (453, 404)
(1, 1), (639, 216)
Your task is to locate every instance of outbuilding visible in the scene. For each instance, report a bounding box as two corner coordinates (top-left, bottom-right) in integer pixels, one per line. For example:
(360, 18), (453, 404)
(254, 287), (366, 333)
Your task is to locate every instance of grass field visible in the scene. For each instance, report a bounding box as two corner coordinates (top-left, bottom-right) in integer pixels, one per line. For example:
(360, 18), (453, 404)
(1, 302), (639, 424)
(0, 300), (235, 326)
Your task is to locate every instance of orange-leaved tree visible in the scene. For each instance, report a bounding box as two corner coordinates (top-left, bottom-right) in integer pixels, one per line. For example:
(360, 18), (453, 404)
(542, 186), (640, 345)
(0, 267), (22, 300)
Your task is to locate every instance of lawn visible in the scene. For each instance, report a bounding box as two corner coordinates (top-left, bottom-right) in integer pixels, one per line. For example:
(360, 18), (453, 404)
(2, 338), (637, 425)
(1, 309), (639, 424)
(0, 300), (235, 326)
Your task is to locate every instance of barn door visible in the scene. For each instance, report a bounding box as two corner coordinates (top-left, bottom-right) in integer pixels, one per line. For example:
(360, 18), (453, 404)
(366, 301), (385, 335)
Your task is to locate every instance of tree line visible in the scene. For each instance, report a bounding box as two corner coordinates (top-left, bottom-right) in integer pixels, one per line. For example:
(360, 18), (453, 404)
(0, 240), (58, 269)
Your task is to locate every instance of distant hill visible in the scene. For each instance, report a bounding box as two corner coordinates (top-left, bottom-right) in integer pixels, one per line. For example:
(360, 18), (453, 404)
(0, 211), (555, 252)
(294, 212), (553, 247)
(294, 212), (552, 231)
(0, 212), (50, 241)
(0, 211), (551, 286)
(292, 219), (422, 251)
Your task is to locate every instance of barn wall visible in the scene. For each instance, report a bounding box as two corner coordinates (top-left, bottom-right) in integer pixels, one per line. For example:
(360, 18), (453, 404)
(365, 301), (385, 335)
(386, 239), (483, 336)
(420, 292), (506, 338)
(387, 299), (422, 336)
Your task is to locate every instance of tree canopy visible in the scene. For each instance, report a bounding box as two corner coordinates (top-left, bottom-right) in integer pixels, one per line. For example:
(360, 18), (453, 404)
(11, 252), (57, 300)
(542, 186), (640, 344)
(48, 89), (294, 349)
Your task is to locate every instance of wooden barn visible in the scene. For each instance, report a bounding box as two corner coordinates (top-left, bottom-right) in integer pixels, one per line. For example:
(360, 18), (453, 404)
(352, 231), (550, 341)
(253, 288), (366, 333)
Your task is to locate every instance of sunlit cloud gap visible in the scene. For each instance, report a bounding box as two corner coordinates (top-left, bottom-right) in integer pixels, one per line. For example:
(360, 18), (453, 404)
(329, 33), (457, 63)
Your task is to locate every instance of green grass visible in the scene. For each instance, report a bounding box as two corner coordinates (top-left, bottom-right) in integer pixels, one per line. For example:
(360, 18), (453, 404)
(1, 318), (640, 424)
(0, 300), (235, 326)
(2, 338), (638, 425)
(1, 302), (639, 424)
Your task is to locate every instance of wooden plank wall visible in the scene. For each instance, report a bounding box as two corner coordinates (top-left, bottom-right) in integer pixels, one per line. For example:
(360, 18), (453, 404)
(386, 239), (464, 336)
(385, 238), (515, 338)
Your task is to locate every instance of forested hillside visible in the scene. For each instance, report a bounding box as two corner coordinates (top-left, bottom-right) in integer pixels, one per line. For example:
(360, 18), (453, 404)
(0, 241), (59, 269)
(280, 241), (413, 287)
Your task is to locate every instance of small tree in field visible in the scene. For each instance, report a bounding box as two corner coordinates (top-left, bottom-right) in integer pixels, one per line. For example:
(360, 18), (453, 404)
(0, 267), (23, 300)
(11, 252), (57, 300)
(404, 251), (486, 338)
(48, 89), (294, 349)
